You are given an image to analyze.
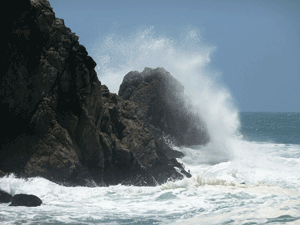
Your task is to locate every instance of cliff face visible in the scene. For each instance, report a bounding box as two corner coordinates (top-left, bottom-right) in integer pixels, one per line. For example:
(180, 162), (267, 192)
(2, 0), (101, 185)
(1, 0), (190, 186)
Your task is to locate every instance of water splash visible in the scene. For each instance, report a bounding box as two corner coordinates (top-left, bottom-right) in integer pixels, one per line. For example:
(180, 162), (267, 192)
(92, 26), (240, 160)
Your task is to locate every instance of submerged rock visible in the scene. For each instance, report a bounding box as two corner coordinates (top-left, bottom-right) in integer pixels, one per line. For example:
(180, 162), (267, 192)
(9, 194), (42, 207)
(119, 67), (210, 146)
(0, 190), (12, 203)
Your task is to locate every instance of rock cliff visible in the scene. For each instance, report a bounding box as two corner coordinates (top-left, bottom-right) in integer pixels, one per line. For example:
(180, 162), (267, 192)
(1, 0), (191, 186)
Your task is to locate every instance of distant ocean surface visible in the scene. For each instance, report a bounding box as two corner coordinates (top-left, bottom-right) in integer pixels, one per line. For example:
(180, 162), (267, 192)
(1, 112), (300, 224)
(240, 112), (300, 145)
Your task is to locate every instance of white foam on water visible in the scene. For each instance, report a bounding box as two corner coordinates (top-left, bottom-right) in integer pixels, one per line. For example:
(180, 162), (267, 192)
(1, 160), (300, 224)
(176, 139), (300, 190)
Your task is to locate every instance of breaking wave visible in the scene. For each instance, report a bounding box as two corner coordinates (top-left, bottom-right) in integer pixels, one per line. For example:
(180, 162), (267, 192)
(92, 26), (240, 161)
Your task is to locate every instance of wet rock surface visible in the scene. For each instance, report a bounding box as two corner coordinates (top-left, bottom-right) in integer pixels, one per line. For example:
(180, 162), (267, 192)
(0, 190), (12, 203)
(9, 194), (42, 207)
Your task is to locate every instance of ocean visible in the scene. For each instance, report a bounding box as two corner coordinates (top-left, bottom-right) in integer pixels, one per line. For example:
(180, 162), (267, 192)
(0, 112), (299, 225)
(2, 26), (300, 224)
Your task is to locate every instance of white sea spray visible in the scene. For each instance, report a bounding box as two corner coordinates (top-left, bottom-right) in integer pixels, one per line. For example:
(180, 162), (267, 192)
(93, 26), (240, 161)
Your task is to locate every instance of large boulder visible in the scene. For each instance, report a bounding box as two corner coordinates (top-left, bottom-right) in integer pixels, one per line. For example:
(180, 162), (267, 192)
(0, 0), (190, 186)
(119, 67), (210, 146)
(9, 194), (42, 207)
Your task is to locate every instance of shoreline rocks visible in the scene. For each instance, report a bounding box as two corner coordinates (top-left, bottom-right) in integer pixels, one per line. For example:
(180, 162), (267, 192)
(100, 85), (191, 185)
(0, 0), (203, 187)
(119, 67), (210, 147)
(9, 194), (42, 207)
(0, 190), (42, 207)
(0, 190), (12, 203)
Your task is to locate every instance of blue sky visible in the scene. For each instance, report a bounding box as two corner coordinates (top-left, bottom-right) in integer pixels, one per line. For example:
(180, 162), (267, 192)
(48, 0), (300, 112)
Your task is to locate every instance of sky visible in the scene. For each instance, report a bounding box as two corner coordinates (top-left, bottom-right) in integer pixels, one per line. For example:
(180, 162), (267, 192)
(48, 0), (300, 112)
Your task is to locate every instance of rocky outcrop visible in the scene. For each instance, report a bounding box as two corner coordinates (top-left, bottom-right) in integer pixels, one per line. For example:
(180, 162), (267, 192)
(100, 85), (190, 185)
(0, 190), (12, 203)
(1, 190), (42, 207)
(119, 67), (209, 147)
(2, 0), (99, 186)
(1, 0), (190, 186)
(9, 194), (42, 207)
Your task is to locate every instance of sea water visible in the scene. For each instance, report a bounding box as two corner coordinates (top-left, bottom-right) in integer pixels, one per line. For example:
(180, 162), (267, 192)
(1, 112), (300, 224)
(1, 27), (299, 224)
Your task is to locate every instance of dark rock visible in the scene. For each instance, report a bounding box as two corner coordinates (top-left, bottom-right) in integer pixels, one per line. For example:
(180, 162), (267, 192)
(1, 0), (86, 184)
(0, 190), (12, 203)
(0, 170), (5, 177)
(9, 194), (42, 207)
(119, 67), (210, 147)
(100, 85), (190, 185)
(0, 0), (190, 186)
